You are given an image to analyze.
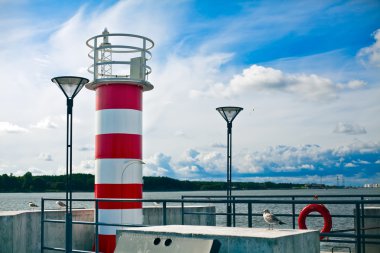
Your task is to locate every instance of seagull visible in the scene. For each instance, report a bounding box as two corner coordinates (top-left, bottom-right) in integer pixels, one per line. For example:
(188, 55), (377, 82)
(263, 209), (285, 230)
(28, 202), (38, 211)
(56, 201), (67, 209)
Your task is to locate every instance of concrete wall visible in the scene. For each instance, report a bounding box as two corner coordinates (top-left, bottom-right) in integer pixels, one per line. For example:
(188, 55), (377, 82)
(116, 225), (320, 253)
(355, 207), (380, 253)
(0, 206), (215, 253)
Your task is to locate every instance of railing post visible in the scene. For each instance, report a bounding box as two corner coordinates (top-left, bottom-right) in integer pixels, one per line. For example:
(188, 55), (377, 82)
(361, 196), (366, 253)
(292, 196), (296, 229)
(163, 202), (167, 225)
(181, 196), (185, 225)
(40, 198), (45, 253)
(95, 199), (99, 253)
(248, 202), (252, 228)
(233, 196), (236, 227)
(355, 203), (362, 253)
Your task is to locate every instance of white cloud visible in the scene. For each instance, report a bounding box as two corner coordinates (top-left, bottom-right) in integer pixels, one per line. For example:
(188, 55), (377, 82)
(333, 140), (380, 156)
(346, 80), (367, 89)
(191, 65), (365, 101)
(78, 145), (94, 151)
(144, 153), (174, 177)
(344, 163), (356, 168)
(0, 121), (28, 133)
(212, 143), (227, 148)
(31, 117), (59, 129)
(357, 29), (380, 67)
(38, 153), (53, 161)
(78, 160), (95, 174)
(174, 130), (186, 137)
(355, 159), (370, 165)
(333, 122), (367, 135)
(13, 167), (48, 177)
(375, 160), (380, 164)
(140, 140), (379, 184)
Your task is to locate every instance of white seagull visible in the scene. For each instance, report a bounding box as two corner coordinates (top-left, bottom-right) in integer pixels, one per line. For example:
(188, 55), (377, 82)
(28, 202), (38, 211)
(263, 209), (285, 230)
(56, 201), (67, 209)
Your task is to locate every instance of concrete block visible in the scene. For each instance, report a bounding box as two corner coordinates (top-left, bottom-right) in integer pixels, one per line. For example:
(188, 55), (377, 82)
(355, 207), (380, 253)
(0, 205), (215, 253)
(116, 225), (320, 253)
(143, 205), (216, 226)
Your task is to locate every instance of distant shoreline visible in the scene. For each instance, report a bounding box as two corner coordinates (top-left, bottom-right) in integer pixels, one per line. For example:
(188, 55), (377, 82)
(0, 172), (355, 193)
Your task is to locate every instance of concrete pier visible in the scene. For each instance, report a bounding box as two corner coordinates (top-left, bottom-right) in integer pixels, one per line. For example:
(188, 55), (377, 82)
(0, 205), (215, 253)
(116, 225), (320, 253)
(356, 207), (380, 253)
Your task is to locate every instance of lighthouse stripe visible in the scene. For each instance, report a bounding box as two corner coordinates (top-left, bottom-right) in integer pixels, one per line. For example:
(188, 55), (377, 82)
(95, 184), (142, 198)
(95, 134), (142, 159)
(98, 235), (116, 253)
(95, 159), (142, 184)
(98, 201), (142, 209)
(96, 84), (142, 111)
(98, 209), (143, 235)
(95, 183), (142, 209)
(96, 109), (142, 135)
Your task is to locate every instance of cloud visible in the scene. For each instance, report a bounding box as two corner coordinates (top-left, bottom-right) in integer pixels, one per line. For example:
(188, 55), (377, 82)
(142, 140), (380, 185)
(38, 153), (53, 161)
(78, 145), (94, 151)
(344, 163), (356, 168)
(144, 153), (175, 177)
(212, 143), (227, 148)
(191, 65), (366, 101)
(12, 167), (48, 177)
(333, 122), (367, 135)
(174, 130), (186, 137)
(31, 117), (59, 129)
(337, 80), (367, 90)
(357, 29), (380, 67)
(78, 160), (95, 174)
(346, 80), (367, 89)
(0, 121), (28, 133)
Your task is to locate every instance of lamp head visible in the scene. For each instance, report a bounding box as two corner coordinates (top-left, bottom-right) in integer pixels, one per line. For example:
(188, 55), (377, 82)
(216, 106), (243, 123)
(51, 76), (89, 99)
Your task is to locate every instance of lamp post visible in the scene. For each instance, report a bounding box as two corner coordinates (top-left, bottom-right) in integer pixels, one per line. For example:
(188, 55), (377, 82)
(216, 106), (243, 227)
(51, 76), (89, 252)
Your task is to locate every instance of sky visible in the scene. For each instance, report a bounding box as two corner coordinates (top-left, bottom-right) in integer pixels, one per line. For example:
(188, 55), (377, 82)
(0, 0), (379, 186)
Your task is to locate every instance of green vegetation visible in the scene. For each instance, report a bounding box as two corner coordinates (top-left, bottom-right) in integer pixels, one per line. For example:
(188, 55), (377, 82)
(0, 173), (304, 192)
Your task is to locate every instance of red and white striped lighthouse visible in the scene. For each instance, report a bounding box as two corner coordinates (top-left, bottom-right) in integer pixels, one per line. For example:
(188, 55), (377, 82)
(86, 29), (154, 253)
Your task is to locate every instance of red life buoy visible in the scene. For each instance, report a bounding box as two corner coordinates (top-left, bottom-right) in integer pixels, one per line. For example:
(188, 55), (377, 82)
(298, 204), (332, 240)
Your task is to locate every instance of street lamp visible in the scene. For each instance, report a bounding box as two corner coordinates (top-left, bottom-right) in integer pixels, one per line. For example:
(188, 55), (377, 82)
(51, 76), (89, 252)
(216, 106), (243, 227)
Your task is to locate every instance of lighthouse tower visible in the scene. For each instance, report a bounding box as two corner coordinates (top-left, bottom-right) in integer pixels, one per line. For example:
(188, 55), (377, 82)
(86, 29), (154, 252)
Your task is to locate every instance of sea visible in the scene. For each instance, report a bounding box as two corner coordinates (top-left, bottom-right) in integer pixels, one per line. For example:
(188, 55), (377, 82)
(1, 188), (379, 251)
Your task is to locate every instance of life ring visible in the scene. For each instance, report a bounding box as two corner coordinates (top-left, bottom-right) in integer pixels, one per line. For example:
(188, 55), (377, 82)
(298, 204), (332, 240)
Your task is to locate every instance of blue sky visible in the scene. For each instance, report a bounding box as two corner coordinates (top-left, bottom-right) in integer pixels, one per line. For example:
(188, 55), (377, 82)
(0, 0), (379, 186)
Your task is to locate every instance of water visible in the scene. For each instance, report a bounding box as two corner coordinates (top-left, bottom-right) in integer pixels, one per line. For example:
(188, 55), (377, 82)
(1, 188), (379, 251)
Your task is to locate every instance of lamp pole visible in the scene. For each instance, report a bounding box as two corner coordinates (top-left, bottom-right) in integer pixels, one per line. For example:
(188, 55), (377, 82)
(216, 106), (243, 227)
(51, 76), (89, 253)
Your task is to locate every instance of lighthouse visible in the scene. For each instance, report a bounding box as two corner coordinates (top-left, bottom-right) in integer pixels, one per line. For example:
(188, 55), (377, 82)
(86, 29), (154, 252)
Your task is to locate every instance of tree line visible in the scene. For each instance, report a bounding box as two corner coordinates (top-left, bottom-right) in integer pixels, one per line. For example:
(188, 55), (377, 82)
(0, 172), (304, 192)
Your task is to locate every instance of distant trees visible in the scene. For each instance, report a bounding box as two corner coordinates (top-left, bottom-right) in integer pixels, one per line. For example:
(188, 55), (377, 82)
(0, 173), (94, 192)
(0, 173), (304, 192)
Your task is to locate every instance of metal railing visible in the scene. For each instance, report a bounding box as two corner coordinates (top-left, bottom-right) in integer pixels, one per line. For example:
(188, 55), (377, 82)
(181, 194), (380, 253)
(86, 32), (154, 87)
(40, 194), (380, 253)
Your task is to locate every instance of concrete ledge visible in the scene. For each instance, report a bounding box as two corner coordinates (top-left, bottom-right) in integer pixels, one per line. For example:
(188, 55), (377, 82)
(116, 225), (320, 253)
(0, 205), (215, 253)
(355, 206), (380, 253)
